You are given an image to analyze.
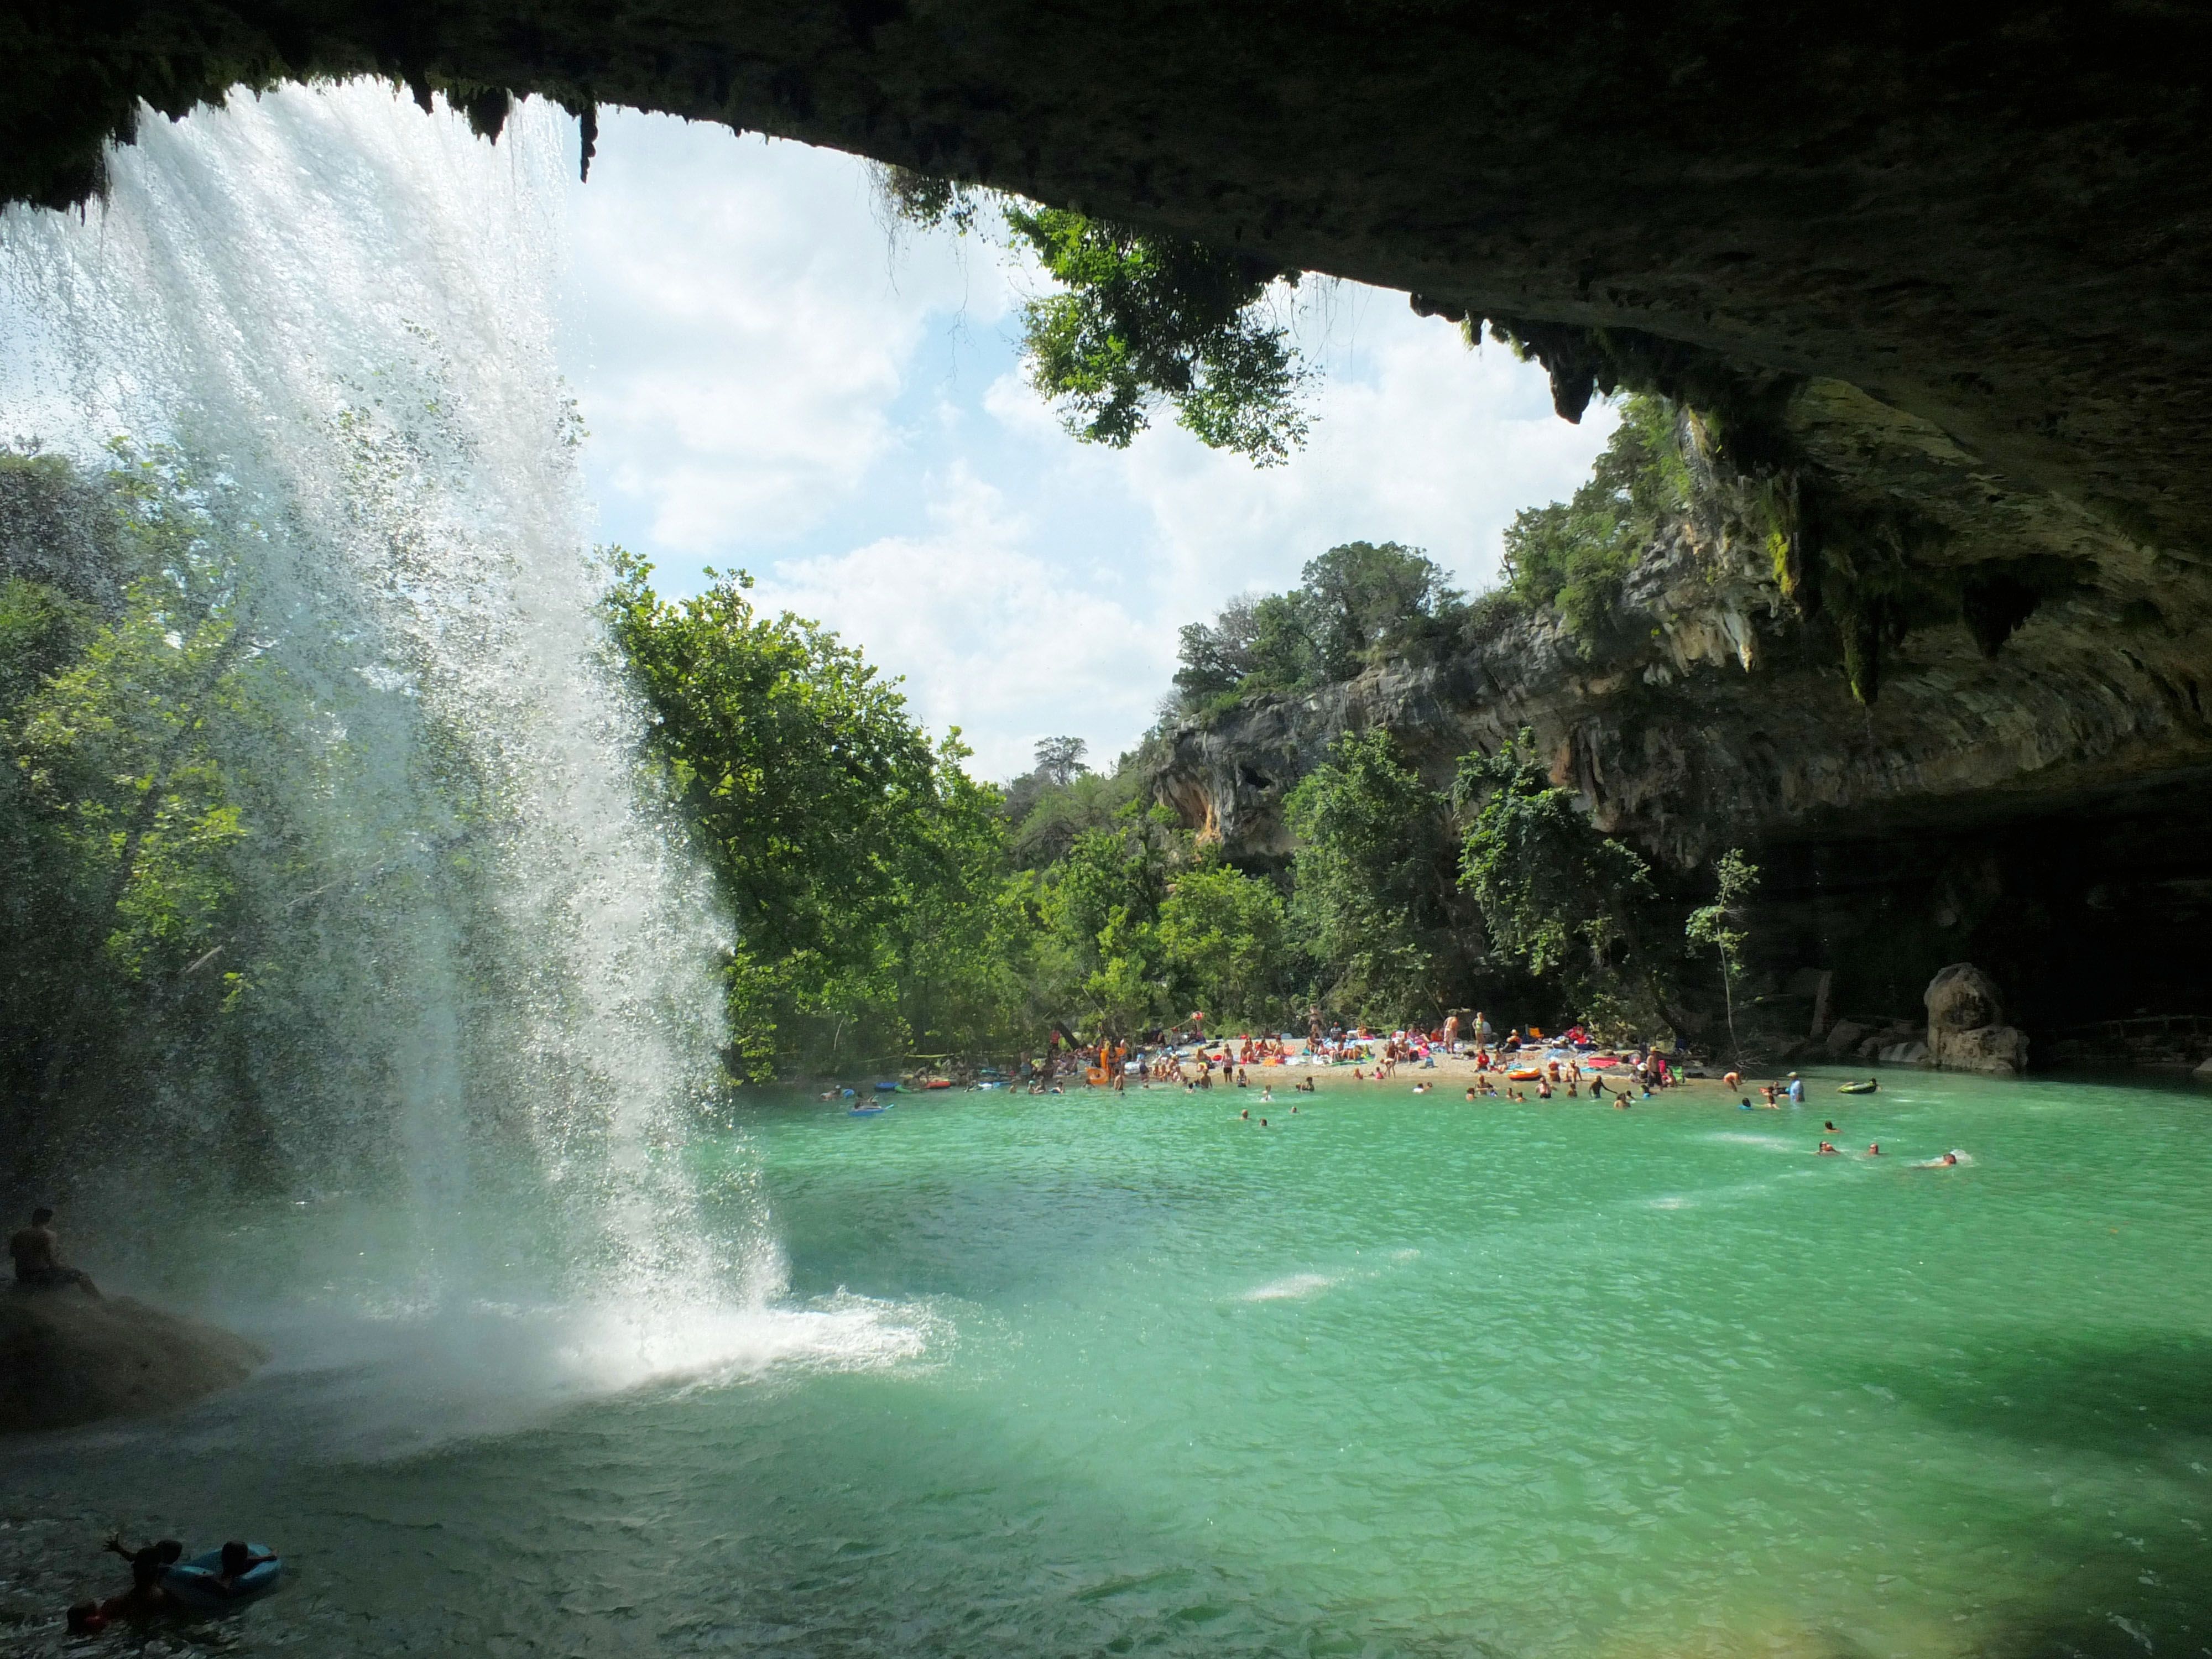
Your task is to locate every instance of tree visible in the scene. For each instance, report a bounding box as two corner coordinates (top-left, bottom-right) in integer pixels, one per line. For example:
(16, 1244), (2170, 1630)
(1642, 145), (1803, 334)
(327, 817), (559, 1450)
(1157, 860), (1291, 1029)
(1455, 729), (1661, 1039)
(1032, 806), (1181, 1039)
(1684, 847), (1759, 1065)
(1033, 735), (1090, 787)
(1175, 542), (1465, 709)
(1284, 728), (1468, 1022)
(1297, 541), (1463, 679)
(1003, 206), (1311, 465)
(607, 552), (1021, 1075)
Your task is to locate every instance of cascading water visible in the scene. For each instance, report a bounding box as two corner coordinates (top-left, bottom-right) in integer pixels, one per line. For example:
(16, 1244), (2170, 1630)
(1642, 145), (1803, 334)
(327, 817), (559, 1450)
(0, 82), (926, 1441)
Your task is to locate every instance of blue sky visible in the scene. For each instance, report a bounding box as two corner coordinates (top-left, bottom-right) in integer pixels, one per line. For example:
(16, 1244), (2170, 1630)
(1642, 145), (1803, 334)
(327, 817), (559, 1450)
(556, 109), (1616, 779)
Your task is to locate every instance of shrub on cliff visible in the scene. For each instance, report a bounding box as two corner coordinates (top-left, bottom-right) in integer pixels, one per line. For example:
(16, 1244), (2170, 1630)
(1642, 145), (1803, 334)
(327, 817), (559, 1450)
(1501, 394), (1693, 640)
(1174, 541), (1466, 706)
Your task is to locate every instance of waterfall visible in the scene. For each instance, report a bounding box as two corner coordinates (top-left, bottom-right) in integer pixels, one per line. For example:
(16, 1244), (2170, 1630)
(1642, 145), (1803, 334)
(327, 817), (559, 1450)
(0, 82), (918, 1424)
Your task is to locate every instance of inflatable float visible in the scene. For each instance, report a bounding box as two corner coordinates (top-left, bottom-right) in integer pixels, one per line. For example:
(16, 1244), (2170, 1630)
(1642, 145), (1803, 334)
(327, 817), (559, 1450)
(1838, 1079), (1879, 1094)
(1506, 1067), (1542, 1082)
(163, 1545), (281, 1611)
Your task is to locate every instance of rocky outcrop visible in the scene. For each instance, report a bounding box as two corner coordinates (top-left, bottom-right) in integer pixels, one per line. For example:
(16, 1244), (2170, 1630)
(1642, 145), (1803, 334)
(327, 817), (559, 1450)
(1924, 963), (2004, 1038)
(1149, 437), (2212, 1043)
(1918, 964), (2029, 1074)
(0, 1290), (265, 1434)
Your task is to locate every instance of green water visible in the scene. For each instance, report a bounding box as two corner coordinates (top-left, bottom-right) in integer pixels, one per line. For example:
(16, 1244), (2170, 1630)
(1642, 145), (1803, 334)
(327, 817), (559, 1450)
(8, 1069), (2212, 1656)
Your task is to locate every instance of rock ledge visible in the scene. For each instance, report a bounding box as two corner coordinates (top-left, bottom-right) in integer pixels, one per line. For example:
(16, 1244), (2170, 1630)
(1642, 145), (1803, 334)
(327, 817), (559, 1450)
(1, 1289), (265, 1434)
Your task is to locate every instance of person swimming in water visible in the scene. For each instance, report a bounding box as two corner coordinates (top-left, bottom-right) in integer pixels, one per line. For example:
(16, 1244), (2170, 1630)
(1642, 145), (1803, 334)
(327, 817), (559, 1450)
(1867, 1142), (1881, 1155)
(1817, 1140), (1839, 1155)
(1824, 1120), (1837, 1132)
(1739, 1097), (1753, 1110)
(67, 1537), (184, 1632)
(1239, 1108), (1249, 1120)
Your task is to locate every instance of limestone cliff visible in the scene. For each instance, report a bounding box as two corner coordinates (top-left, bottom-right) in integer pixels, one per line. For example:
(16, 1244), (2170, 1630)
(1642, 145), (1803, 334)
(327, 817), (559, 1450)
(1151, 380), (2212, 1046)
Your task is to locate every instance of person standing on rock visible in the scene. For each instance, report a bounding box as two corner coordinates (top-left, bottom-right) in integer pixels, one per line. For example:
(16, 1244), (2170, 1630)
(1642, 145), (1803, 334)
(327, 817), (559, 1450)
(9, 1207), (100, 1296)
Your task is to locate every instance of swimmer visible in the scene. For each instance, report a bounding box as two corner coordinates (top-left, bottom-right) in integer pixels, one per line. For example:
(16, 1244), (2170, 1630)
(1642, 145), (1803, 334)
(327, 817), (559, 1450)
(1412, 1082), (1430, 1094)
(1867, 1142), (1881, 1155)
(1817, 1140), (1839, 1155)
(1259, 1118), (1268, 1127)
(1824, 1120), (1837, 1132)
(1240, 1108), (1249, 1120)
(1261, 1085), (1273, 1102)
(1297, 1078), (1316, 1093)
(1291, 1105), (1298, 1114)
(1465, 1086), (1478, 1101)
(1739, 1097), (1753, 1110)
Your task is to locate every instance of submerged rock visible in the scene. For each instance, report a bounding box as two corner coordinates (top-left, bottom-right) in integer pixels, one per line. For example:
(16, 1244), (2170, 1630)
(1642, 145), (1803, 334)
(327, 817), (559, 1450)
(0, 1289), (265, 1434)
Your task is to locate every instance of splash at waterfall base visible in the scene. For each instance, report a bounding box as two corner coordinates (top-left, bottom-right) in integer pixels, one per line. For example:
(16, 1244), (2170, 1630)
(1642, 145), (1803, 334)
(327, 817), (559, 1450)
(1, 1291), (264, 1434)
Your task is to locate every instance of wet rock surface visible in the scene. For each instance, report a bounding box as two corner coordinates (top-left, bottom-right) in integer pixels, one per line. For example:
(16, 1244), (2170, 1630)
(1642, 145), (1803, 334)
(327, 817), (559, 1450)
(0, 1290), (264, 1434)
(13, 5), (2212, 562)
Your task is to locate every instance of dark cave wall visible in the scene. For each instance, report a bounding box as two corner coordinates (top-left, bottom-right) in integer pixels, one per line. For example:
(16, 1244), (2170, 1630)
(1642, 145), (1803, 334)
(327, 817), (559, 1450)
(9, 1), (2212, 554)
(1746, 780), (2212, 1040)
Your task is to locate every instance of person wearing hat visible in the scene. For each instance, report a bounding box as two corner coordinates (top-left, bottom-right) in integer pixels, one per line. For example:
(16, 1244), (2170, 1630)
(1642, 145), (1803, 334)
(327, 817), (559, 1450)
(1786, 1072), (1805, 1104)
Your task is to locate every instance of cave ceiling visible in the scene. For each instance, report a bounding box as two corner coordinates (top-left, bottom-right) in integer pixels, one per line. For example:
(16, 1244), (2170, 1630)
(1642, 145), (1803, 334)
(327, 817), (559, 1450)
(9, 0), (2212, 557)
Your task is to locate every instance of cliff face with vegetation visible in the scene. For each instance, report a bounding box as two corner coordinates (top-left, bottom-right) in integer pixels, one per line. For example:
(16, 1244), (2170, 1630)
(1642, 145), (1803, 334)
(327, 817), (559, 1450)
(1153, 379), (2212, 1045)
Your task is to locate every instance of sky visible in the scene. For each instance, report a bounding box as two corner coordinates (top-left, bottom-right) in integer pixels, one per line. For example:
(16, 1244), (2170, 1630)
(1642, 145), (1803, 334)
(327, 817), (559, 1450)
(557, 109), (1616, 780)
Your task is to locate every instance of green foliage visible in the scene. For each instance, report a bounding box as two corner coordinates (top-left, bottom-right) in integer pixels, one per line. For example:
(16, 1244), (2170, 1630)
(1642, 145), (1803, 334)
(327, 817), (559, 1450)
(1003, 206), (1310, 465)
(1157, 859), (1293, 1030)
(1501, 393), (1691, 638)
(1685, 847), (1759, 1060)
(1174, 542), (1465, 706)
(607, 552), (1025, 1076)
(1455, 729), (1661, 1037)
(1284, 729), (1468, 1022)
(0, 443), (326, 1174)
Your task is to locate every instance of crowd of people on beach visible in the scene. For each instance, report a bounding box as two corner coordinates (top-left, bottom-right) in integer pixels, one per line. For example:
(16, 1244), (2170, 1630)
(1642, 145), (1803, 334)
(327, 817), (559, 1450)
(968, 1012), (1967, 1165)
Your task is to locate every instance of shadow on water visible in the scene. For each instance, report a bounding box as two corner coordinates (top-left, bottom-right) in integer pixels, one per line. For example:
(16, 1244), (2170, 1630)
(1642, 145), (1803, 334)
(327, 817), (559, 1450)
(1858, 1332), (2212, 1657)
(1859, 1330), (2212, 1459)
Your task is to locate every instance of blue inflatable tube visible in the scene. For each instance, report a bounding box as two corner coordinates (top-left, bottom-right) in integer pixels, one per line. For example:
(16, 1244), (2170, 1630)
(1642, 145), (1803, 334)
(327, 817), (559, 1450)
(163, 1545), (282, 1610)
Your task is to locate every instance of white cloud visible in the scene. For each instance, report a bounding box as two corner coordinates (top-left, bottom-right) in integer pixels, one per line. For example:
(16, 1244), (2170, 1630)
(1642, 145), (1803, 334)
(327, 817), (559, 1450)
(752, 465), (1171, 779)
(559, 116), (1616, 778)
(566, 113), (1016, 556)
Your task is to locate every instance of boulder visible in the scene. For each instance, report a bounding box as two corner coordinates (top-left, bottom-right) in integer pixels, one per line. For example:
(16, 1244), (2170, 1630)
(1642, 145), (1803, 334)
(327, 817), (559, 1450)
(1855, 1036), (1884, 1061)
(1, 1288), (265, 1434)
(2193, 1057), (2212, 1086)
(1926, 963), (2004, 1035)
(1824, 1020), (1869, 1058)
(1935, 1024), (2031, 1076)
(1880, 1040), (1931, 1066)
